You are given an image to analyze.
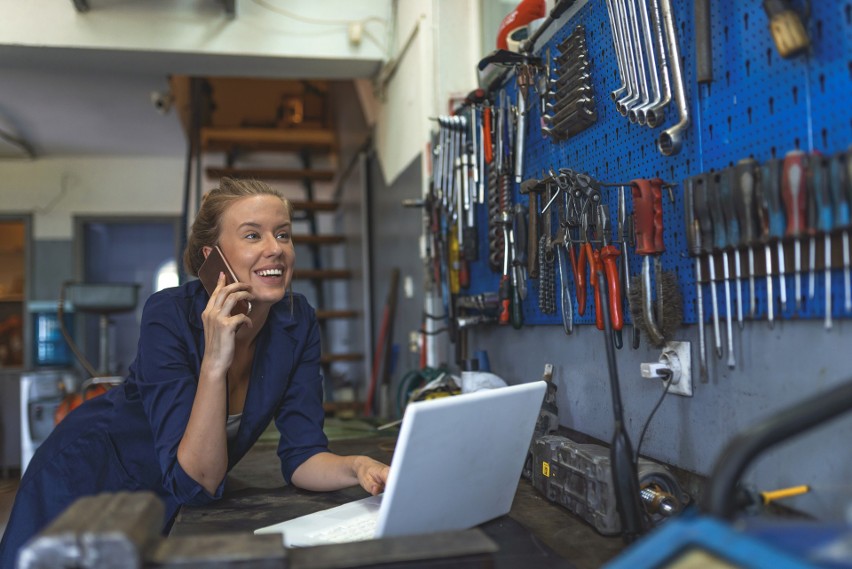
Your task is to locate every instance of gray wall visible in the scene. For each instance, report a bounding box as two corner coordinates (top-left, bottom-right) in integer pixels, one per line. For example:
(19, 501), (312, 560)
(470, 317), (852, 520)
(368, 157), (430, 418)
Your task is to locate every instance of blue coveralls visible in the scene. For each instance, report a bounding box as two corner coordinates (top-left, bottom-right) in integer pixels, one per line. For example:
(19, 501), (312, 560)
(0, 280), (329, 568)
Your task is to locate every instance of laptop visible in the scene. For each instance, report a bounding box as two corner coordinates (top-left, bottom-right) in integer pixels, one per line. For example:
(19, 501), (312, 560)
(255, 381), (547, 547)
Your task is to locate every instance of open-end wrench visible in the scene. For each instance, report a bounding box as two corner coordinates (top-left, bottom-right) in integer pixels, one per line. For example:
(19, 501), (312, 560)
(545, 91), (595, 119)
(542, 106), (597, 137)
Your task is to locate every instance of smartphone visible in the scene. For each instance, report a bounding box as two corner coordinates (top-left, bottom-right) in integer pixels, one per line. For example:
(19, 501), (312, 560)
(197, 245), (252, 316)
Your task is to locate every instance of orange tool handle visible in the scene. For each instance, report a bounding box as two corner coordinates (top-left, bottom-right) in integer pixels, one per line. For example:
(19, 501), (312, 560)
(601, 245), (624, 331)
(591, 248), (605, 330)
(576, 243), (587, 316)
(459, 259), (469, 289)
(631, 178), (665, 255)
(498, 275), (511, 325)
(781, 149), (808, 235)
(483, 106), (493, 164)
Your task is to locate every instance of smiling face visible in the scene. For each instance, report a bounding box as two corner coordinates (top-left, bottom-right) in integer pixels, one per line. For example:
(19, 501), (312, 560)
(205, 194), (295, 306)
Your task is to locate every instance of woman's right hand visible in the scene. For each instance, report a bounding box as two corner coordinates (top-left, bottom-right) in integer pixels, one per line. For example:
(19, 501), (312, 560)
(200, 272), (254, 376)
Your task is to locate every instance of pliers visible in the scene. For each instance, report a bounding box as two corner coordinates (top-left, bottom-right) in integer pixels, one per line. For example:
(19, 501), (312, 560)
(579, 206), (624, 332)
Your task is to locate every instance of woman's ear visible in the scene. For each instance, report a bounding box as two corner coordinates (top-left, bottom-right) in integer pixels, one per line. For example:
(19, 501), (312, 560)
(201, 246), (212, 259)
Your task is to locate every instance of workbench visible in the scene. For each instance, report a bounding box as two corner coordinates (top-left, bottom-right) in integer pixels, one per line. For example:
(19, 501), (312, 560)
(170, 433), (626, 569)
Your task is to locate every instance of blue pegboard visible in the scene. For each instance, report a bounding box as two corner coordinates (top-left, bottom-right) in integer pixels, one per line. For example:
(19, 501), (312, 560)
(463, 0), (852, 327)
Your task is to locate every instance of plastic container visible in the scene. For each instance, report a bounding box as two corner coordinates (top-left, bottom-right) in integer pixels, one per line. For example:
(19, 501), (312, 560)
(29, 301), (74, 367)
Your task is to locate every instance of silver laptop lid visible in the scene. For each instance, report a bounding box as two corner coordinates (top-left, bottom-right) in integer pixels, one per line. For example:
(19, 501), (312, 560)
(376, 381), (547, 538)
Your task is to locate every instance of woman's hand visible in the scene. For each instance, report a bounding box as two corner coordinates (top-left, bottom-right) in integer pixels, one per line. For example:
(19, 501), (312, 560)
(353, 456), (390, 495)
(200, 272), (254, 374)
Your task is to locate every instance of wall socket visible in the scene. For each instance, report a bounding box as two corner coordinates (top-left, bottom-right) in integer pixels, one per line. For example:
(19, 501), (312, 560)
(640, 341), (693, 397)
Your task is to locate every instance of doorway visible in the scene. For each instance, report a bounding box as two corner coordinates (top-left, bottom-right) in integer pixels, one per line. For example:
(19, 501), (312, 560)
(76, 217), (181, 377)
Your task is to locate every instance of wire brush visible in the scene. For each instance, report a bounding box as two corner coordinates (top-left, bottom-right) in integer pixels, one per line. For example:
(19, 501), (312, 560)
(628, 271), (683, 348)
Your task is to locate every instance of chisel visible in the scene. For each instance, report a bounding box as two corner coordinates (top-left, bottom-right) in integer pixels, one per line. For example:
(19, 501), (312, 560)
(782, 150), (808, 311)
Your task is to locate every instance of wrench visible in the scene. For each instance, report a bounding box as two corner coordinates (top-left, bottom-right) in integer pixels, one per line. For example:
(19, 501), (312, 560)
(658, 0), (689, 155)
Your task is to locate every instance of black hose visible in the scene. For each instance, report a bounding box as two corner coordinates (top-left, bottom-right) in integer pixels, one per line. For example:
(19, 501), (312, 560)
(703, 379), (852, 519)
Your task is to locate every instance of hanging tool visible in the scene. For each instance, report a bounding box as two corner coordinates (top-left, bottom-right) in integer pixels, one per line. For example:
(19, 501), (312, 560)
(734, 158), (758, 319)
(553, 223), (574, 335)
(760, 158), (788, 316)
(618, 185), (640, 349)
(694, 0), (713, 83)
(684, 178), (707, 381)
(538, 180), (556, 315)
(497, 211), (512, 326)
(719, 167), (744, 329)
(756, 161), (779, 326)
(830, 151), (851, 312)
(762, 0), (810, 59)
(597, 204), (625, 342)
(520, 177), (543, 279)
(782, 149), (808, 311)
(629, 178), (666, 347)
(513, 203), (529, 302)
(810, 154), (833, 329)
(693, 174), (722, 357)
(708, 172), (735, 368)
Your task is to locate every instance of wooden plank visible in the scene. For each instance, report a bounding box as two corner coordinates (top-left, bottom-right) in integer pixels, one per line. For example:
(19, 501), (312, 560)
(320, 353), (364, 364)
(205, 167), (336, 182)
(200, 127), (336, 152)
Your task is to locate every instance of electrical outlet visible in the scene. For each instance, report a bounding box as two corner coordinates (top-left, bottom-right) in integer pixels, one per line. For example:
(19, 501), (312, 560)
(640, 341), (692, 397)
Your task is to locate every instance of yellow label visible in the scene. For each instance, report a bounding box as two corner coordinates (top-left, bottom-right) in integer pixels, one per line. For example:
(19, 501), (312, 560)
(542, 461), (550, 477)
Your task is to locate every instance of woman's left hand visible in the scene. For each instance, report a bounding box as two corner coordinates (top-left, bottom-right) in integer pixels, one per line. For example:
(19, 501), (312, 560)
(353, 456), (390, 495)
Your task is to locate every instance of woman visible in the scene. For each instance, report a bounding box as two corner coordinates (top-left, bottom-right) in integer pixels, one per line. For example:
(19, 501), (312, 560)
(0, 178), (389, 567)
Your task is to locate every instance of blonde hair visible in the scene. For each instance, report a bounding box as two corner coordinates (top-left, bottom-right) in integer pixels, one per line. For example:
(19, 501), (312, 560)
(183, 178), (293, 276)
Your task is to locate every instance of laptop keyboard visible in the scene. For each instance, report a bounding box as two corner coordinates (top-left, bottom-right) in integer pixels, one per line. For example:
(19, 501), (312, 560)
(305, 514), (378, 544)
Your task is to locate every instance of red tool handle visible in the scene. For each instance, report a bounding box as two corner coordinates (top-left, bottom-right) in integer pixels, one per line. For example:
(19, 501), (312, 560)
(631, 178), (665, 255)
(588, 245), (604, 330)
(600, 245), (624, 331)
(781, 149), (808, 235)
(576, 243), (587, 316)
(483, 106), (493, 164)
(498, 275), (510, 325)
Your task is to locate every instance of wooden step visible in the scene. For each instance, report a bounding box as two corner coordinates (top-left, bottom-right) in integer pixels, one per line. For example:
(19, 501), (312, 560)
(200, 127), (336, 153)
(290, 200), (338, 212)
(293, 269), (353, 280)
(320, 353), (364, 364)
(206, 167), (335, 182)
(293, 234), (345, 245)
(316, 309), (359, 320)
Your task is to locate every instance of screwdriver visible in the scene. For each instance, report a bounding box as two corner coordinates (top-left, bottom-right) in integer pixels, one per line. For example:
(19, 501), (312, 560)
(760, 158), (788, 315)
(684, 177), (707, 381)
(811, 154), (833, 328)
(735, 158), (759, 319)
(709, 171), (736, 368)
(782, 149), (808, 311)
(719, 167), (744, 329)
(694, 174), (722, 358)
(831, 151), (851, 312)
